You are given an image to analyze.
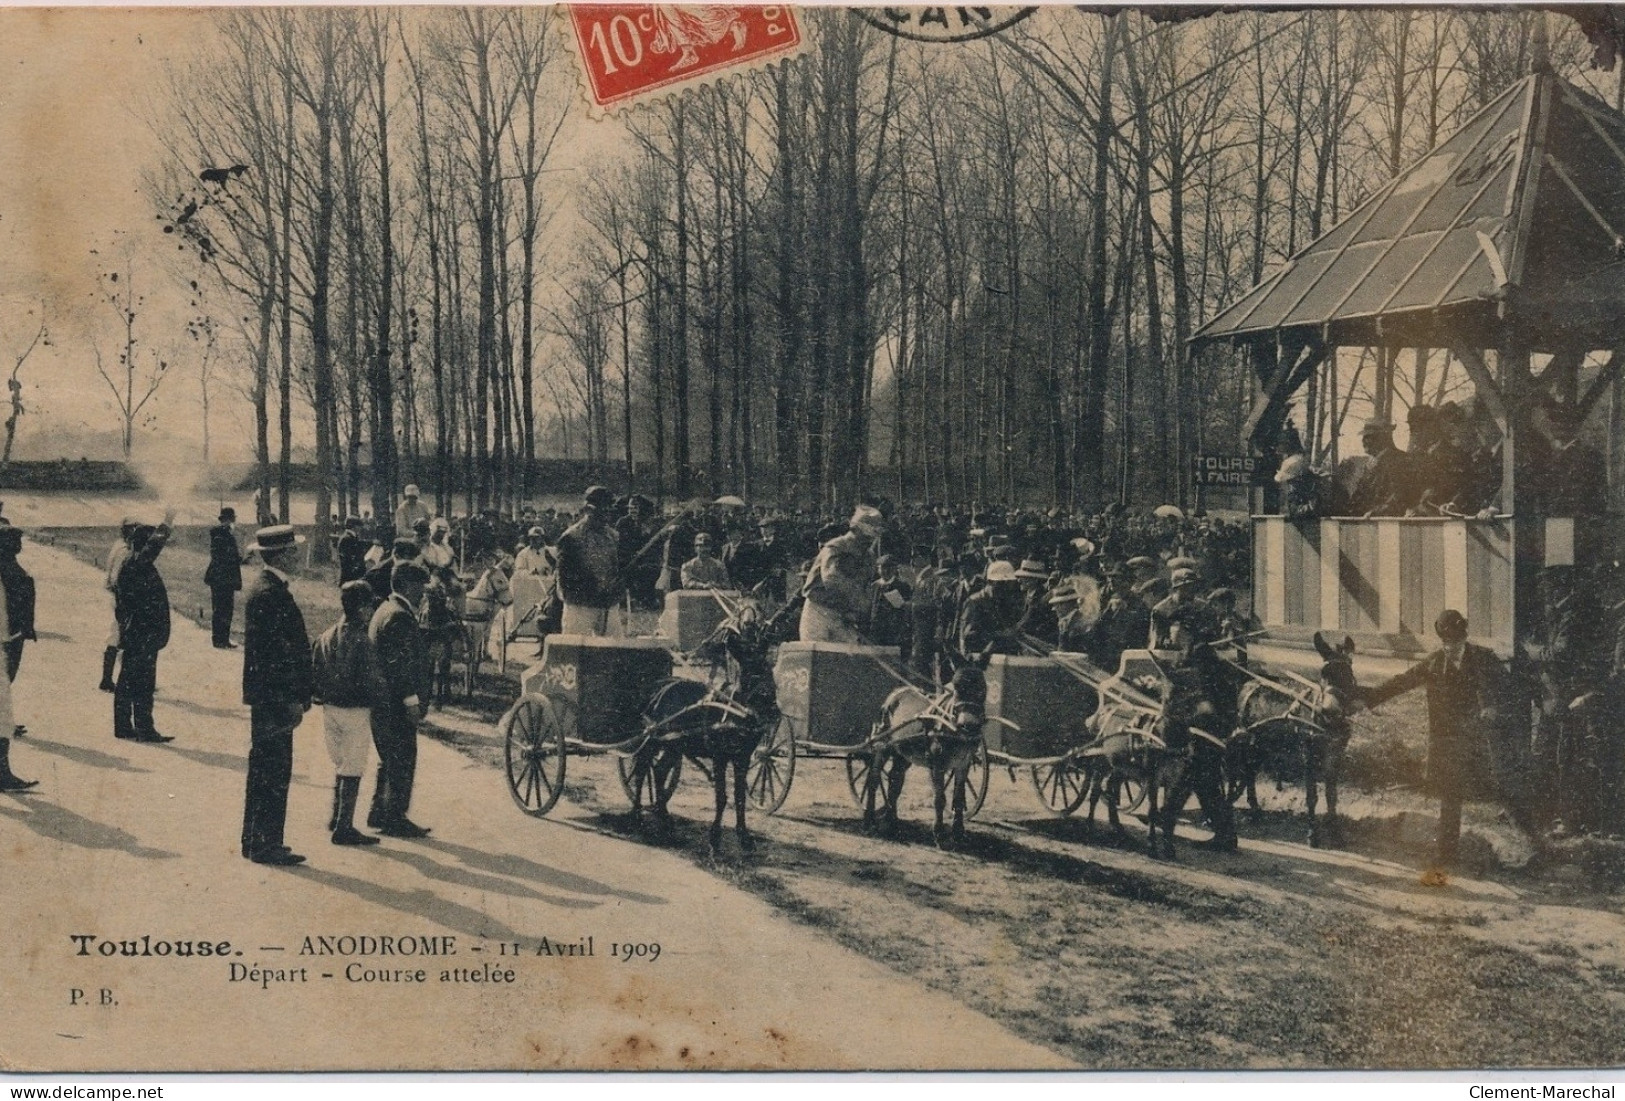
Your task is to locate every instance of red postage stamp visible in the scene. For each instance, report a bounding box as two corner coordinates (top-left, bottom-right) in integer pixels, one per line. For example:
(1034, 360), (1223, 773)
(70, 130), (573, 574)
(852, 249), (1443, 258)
(566, 5), (804, 112)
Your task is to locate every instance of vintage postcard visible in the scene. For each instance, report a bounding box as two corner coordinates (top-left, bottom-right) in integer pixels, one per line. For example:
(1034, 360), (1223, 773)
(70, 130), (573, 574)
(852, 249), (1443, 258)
(5, 2), (1625, 1075)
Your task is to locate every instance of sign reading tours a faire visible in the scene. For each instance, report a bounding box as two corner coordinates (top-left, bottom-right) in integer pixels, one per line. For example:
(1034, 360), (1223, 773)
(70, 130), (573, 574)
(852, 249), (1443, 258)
(1192, 454), (1263, 487)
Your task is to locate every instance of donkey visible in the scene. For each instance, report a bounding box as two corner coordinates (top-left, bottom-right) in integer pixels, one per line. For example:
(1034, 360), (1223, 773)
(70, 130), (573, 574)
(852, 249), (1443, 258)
(1082, 663), (1220, 859)
(1226, 632), (1359, 847)
(862, 662), (987, 850)
(627, 606), (778, 857)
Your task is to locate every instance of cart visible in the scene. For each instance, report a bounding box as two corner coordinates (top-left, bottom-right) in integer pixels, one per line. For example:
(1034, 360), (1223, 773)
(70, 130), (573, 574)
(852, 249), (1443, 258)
(1075, 650), (1185, 816)
(982, 652), (1102, 816)
(744, 641), (991, 819)
(498, 634), (679, 816)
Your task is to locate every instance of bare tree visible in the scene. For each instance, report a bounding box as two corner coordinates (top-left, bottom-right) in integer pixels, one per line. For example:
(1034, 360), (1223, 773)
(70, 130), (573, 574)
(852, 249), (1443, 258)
(0, 308), (46, 469)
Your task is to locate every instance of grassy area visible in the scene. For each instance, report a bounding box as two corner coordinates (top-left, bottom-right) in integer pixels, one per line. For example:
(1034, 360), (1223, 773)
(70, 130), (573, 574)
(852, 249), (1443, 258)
(33, 525), (348, 644)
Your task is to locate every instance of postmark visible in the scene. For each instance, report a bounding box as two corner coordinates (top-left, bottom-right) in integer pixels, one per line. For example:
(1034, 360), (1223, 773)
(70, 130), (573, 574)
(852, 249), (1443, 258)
(565, 5), (804, 113)
(853, 6), (1037, 43)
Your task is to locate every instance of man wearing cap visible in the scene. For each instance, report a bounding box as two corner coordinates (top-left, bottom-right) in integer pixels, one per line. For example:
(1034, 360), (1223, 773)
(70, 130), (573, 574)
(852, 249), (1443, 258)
(1365, 609), (1509, 871)
(368, 561), (432, 837)
(393, 484), (432, 537)
(113, 516), (175, 744)
(680, 531), (731, 590)
(1150, 566), (1242, 853)
(867, 554), (912, 649)
(311, 581), (381, 847)
(617, 495), (661, 610)
(1149, 568), (1204, 652)
(556, 486), (624, 636)
(366, 538), (422, 606)
(1349, 417), (1416, 517)
(240, 525), (313, 865)
(799, 506), (883, 644)
(337, 517), (369, 585)
(205, 507), (244, 649)
(960, 560), (1025, 657)
(423, 517), (455, 572)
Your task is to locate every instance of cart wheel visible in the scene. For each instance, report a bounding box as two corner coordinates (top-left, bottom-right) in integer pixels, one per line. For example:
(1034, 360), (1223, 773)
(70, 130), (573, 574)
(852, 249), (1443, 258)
(846, 750), (904, 811)
(845, 753), (876, 808)
(964, 740), (991, 820)
(502, 694), (570, 816)
(1112, 774), (1148, 814)
(746, 714), (796, 815)
(1030, 754), (1091, 817)
(616, 748), (683, 807)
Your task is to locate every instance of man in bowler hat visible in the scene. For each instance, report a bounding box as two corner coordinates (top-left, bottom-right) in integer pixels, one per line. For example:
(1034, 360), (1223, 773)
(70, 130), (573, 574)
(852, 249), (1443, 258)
(1365, 609), (1508, 871)
(206, 507), (244, 648)
(368, 561), (431, 837)
(240, 524), (313, 866)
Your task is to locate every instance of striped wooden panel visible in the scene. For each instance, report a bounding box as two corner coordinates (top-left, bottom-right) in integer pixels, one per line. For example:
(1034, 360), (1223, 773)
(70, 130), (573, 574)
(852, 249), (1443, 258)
(1253, 517), (1516, 657)
(1339, 522), (1382, 634)
(1398, 521), (1446, 644)
(1465, 520), (1515, 647)
(1282, 521), (1318, 627)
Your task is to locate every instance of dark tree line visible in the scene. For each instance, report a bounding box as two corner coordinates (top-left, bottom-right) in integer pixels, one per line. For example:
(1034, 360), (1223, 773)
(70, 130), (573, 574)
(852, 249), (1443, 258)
(148, 7), (1611, 544)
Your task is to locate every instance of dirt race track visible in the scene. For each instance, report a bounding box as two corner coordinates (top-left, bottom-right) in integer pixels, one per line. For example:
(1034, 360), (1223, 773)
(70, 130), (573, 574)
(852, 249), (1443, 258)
(431, 664), (1625, 1071)
(9, 528), (1625, 1071)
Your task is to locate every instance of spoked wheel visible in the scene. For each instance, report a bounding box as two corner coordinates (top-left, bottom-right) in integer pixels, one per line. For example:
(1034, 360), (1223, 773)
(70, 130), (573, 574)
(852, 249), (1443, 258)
(746, 715), (796, 815)
(847, 750), (906, 814)
(616, 747), (684, 807)
(1030, 753), (1092, 817)
(1112, 774), (1148, 814)
(502, 694), (571, 816)
(460, 623), (483, 699)
(963, 740), (991, 820)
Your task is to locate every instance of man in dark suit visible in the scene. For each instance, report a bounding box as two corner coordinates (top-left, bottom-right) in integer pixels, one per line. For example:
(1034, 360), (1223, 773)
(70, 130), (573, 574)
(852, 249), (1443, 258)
(1350, 417), (1417, 517)
(1365, 609), (1509, 870)
(368, 562), (431, 838)
(205, 507), (244, 648)
(336, 517), (369, 585)
(240, 525), (313, 866)
(113, 519), (174, 743)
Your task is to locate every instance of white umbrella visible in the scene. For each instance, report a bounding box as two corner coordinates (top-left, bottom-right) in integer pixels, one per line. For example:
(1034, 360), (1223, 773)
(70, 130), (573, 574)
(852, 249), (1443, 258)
(1153, 504), (1184, 520)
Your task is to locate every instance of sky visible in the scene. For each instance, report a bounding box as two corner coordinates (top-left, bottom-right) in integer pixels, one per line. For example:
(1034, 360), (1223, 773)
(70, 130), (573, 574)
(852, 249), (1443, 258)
(0, 5), (641, 466)
(0, 8), (226, 461)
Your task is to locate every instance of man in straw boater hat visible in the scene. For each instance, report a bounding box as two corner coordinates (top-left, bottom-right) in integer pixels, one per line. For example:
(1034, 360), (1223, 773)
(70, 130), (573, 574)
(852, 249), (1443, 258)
(799, 505), (885, 644)
(240, 524), (313, 866)
(959, 559), (1026, 657)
